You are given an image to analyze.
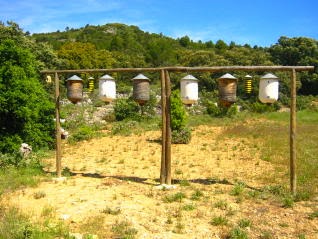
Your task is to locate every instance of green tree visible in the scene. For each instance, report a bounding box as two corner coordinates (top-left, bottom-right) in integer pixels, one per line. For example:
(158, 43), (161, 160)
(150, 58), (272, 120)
(269, 36), (318, 95)
(0, 40), (55, 153)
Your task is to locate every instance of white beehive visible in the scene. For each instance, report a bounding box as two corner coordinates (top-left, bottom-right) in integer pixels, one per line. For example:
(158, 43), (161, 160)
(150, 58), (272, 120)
(259, 73), (279, 103)
(180, 74), (199, 105)
(99, 74), (116, 102)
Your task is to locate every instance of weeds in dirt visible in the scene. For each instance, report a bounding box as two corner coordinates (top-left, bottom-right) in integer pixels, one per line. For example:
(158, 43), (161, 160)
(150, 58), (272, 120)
(260, 230), (273, 239)
(190, 189), (204, 201)
(214, 199), (228, 210)
(210, 215), (229, 226)
(79, 215), (105, 238)
(179, 179), (191, 187)
(33, 190), (46, 199)
(182, 203), (196, 211)
(230, 182), (245, 196)
(0, 206), (72, 239)
(163, 192), (186, 203)
(238, 218), (251, 228)
(111, 220), (138, 239)
(308, 210), (318, 220)
(101, 206), (121, 215)
(281, 195), (294, 208)
(228, 227), (248, 239)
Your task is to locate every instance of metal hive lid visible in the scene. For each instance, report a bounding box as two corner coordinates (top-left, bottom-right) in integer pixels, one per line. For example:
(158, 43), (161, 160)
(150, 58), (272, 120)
(181, 74), (198, 81)
(218, 73), (237, 80)
(67, 75), (83, 81)
(261, 73), (279, 79)
(99, 74), (115, 80)
(132, 73), (150, 81)
(245, 74), (252, 78)
(88, 76), (94, 80)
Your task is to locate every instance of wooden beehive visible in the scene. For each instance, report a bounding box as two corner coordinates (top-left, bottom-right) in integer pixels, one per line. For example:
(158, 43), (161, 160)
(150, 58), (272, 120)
(218, 73), (237, 107)
(132, 74), (150, 105)
(66, 75), (83, 104)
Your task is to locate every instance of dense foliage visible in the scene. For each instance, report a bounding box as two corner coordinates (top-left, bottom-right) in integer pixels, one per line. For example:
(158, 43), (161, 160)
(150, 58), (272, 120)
(0, 23), (55, 153)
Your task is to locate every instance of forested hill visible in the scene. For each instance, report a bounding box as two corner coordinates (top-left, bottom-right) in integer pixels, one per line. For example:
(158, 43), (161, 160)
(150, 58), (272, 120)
(31, 23), (318, 94)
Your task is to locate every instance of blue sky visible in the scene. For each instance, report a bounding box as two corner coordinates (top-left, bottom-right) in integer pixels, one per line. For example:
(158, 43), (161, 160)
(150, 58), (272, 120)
(1, 0), (317, 47)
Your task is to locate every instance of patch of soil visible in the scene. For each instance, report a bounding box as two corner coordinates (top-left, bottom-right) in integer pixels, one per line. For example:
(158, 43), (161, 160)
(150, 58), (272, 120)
(3, 125), (318, 238)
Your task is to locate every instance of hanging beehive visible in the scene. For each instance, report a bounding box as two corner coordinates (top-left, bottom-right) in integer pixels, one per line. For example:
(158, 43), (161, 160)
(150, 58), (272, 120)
(180, 74), (199, 105)
(218, 73), (237, 107)
(244, 75), (252, 94)
(46, 75), (52, 84)
(88, 77), (94, 93)
(66, 75), (83, 104)
(132, 74), (150, 105)
(259, 73), (279, 103)
(99, 74), (116, 103)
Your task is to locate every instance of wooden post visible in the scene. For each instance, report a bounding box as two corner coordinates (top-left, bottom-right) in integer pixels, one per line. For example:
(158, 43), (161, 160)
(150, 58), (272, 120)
(55, 73), (62, 178)
(160, 70), (166, 184)
(165, 70), (172, 185)
(290, 69), (297, 196)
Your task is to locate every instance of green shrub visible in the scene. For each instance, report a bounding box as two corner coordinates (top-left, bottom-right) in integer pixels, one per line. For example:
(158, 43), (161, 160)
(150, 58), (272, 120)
(170, 90), (191, 144)
(68, 124), (102, 143)
(113, 98), (140, 121)
(206, 102), (238, 118)
(170, 90), (187, 131)
(250, 101), (279, 113)
(0, 40), (55, 153)
(171, 128), (191, 144)
(297, 95), (315, 111)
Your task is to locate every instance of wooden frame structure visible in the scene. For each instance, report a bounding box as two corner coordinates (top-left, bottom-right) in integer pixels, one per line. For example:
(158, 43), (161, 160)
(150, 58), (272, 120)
(41, 65), (314, 195)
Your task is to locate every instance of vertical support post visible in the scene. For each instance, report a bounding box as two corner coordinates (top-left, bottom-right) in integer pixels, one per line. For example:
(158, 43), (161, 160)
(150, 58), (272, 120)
(160, 70), (166, 184)
(55, 73), (62, 178)
(290, 69), (297, 196)
(164, 70), (172, 185)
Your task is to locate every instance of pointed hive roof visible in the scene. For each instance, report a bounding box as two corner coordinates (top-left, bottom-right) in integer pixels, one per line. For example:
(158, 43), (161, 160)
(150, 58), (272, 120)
(218, 73), (237, 80)
(181, 74), (198, 81)
(261, 73), (279, 79)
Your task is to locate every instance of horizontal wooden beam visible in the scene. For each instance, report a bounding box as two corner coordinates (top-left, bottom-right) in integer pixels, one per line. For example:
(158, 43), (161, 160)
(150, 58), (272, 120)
(165, 65), (315, 72)
(41, 65), (314, 75)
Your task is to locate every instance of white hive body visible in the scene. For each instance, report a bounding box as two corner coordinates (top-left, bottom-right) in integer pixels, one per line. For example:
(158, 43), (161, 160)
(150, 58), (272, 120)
(180, 75), (199, 105)
(99, 74), (116, 102)
(259, 73), (279, 103)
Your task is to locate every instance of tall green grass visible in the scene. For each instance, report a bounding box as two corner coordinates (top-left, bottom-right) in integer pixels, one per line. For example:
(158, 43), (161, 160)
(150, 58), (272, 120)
(219, 110), (318, 197)
(0, 206), (72, 239)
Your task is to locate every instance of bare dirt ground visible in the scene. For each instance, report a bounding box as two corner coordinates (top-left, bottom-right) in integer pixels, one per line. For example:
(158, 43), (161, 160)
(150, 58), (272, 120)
(3, 125), (318, 238)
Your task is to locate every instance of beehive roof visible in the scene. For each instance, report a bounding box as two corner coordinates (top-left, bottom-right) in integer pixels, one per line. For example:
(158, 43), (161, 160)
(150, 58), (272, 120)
(99, 74), (114, 80)
(132, 74), (150, 81)
(67, 75), (83, 81)
(181, 74), (198, 81)
(261, 73), (279, 79)
(245, 74), (252, 78)
(218, 73), (237, 80)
